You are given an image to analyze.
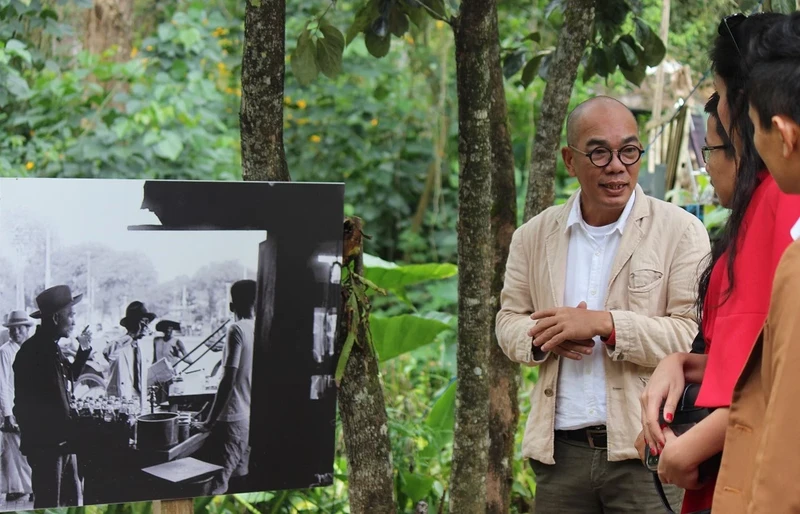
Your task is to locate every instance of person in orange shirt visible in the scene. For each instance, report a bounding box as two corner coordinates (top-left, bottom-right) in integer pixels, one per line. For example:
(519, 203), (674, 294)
(712, 13), (800, 513)
(636, 12), (800, 514)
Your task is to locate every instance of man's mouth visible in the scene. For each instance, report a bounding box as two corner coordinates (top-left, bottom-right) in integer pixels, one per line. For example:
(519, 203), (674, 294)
(601, 183), (627, 190)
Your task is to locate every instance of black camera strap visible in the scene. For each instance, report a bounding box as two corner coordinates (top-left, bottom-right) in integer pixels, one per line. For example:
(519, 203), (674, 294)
(652, 471), (677, 513)
(651, 471), (712, 514)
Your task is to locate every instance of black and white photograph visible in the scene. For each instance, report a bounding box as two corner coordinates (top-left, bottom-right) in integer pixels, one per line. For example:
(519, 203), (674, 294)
(0, 177), (344, 511)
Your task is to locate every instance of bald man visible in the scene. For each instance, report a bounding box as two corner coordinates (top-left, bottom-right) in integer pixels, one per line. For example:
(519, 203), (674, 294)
(496, 96), (710, 513)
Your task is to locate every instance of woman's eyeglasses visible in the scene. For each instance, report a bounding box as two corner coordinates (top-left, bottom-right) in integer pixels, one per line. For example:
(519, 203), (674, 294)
(701, 144), (732, 164)
(718, 13), (746, 59)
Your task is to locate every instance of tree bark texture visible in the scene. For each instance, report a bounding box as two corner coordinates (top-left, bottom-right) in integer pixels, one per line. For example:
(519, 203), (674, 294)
(486, 20), (520, 514)
(336, 218), (396, 514)
(450, 1), (498, 511)
(240, 0), (291, 181)
(84, 0), (133, 60)
(523, 0), (596, 222)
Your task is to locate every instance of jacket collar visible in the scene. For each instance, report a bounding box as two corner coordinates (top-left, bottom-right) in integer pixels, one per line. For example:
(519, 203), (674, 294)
(545, 184), (651, 306)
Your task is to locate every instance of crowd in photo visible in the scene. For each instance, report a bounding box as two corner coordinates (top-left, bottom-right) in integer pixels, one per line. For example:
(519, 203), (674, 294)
(0, 279), (257, 510)
(497, 11), (800, 514)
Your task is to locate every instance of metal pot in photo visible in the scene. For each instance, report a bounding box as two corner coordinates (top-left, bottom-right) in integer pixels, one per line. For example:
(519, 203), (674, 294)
(136, 412), (180, 450)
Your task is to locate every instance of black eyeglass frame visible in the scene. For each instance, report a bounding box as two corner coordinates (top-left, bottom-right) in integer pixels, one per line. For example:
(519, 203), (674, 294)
(568, 144), (645, 168)
(701, 144), (732, 165)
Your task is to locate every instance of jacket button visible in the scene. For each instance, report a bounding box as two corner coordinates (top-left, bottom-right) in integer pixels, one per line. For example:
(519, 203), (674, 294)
(544, 388), (554, 397)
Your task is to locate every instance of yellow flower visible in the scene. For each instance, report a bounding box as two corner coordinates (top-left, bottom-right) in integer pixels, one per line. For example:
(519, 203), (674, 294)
(287, 113), (294, 121)
(235, 88), (241, 97)
(217, 62), (226, 71)
(297, 118), (310, 125)
(25, 161), (34, 170)
(146, 45), (153, 52)
(130, 47), (138, 58)
(404, 34), (414, 44)
(310, 135), (321, 143)
(284, 96), (292, 105)
(435, 20), (445, 29)
(225, 87), (234, 94)
(297, 99), (307, 109)
(370, 118), (379, 127)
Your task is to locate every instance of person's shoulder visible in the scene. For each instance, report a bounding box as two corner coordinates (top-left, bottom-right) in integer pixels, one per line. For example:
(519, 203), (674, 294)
(516, 202), (569, 239)
(773, 240), (800, 304)
(779, 239), (800, 269)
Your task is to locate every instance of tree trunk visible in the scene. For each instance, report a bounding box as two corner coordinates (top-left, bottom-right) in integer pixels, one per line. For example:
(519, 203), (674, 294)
(240, 0), (290, 181)
(449, 1), (499, 511)
(486, 25), (520, 514)
(336, 218), (396, 514)
(523, 0), (596, 222)
(84, 0), (133, 60)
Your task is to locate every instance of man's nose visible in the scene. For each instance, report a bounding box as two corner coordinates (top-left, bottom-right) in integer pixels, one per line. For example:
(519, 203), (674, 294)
(604, 152), (627, 173)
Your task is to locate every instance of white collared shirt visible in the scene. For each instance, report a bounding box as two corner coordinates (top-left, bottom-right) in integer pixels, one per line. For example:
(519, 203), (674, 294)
(554, 190), (636, 431)
(791, 217), (800, 241)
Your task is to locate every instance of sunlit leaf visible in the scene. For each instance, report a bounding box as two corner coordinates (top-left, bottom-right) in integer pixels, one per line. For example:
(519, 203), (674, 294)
(370, 314), (452, 361)
(363, 253), (457, 302)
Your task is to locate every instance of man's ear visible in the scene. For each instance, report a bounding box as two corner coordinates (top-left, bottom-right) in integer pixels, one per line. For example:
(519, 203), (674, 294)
(562, 146), (577, 177)
(773, 115), (800, 158)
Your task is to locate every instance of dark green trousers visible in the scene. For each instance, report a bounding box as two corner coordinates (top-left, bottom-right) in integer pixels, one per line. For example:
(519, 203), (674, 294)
(530, 437), (684, 513)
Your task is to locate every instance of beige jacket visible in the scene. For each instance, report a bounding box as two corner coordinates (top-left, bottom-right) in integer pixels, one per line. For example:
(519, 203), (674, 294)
(496, 186), (710, 463)
(713, 241), (800, 513)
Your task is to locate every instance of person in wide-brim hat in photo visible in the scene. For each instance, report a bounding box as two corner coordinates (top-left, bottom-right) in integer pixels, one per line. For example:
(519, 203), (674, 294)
(12, 284), (93, 508)
(0, 310), (35, 501)
(104, 301), (157, 407)
(29, 285), (82, 320)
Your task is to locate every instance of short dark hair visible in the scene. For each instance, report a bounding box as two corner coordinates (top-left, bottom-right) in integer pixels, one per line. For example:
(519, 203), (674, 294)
(746, 12), (800, 129)
(704, 93), (735, 160)
(230, 279), (256, 313)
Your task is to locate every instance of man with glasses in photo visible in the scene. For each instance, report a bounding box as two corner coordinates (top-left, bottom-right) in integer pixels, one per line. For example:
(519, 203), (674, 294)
(496, 96), (710, 513)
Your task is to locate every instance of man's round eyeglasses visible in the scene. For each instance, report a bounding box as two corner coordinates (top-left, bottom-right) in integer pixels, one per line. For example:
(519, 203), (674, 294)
(701, 144), (731, 164)
(568, 145), (644, 167)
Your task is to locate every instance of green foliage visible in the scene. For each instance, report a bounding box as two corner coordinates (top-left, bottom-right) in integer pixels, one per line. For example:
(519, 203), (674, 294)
(364, 253), (457, 303)
(501, 0), (667, 88)
(0, 0), (242, 177)
(763, 0), (797, 13)
(371, 313), (452, 361)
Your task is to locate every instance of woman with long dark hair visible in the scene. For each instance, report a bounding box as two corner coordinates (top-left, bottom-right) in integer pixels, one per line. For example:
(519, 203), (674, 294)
(637, 12), (800, 514)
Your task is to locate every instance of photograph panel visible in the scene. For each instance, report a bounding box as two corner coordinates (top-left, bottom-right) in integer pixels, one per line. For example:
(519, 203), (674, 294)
(0, 178), (344, 510)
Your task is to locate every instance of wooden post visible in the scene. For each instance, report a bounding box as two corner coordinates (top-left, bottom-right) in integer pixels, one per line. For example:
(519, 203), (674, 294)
(650, 0), (671, 125)
(154, 499), (193, 514)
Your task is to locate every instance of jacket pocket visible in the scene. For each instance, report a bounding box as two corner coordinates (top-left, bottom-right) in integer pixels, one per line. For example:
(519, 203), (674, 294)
(628, 269), (664, 292)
